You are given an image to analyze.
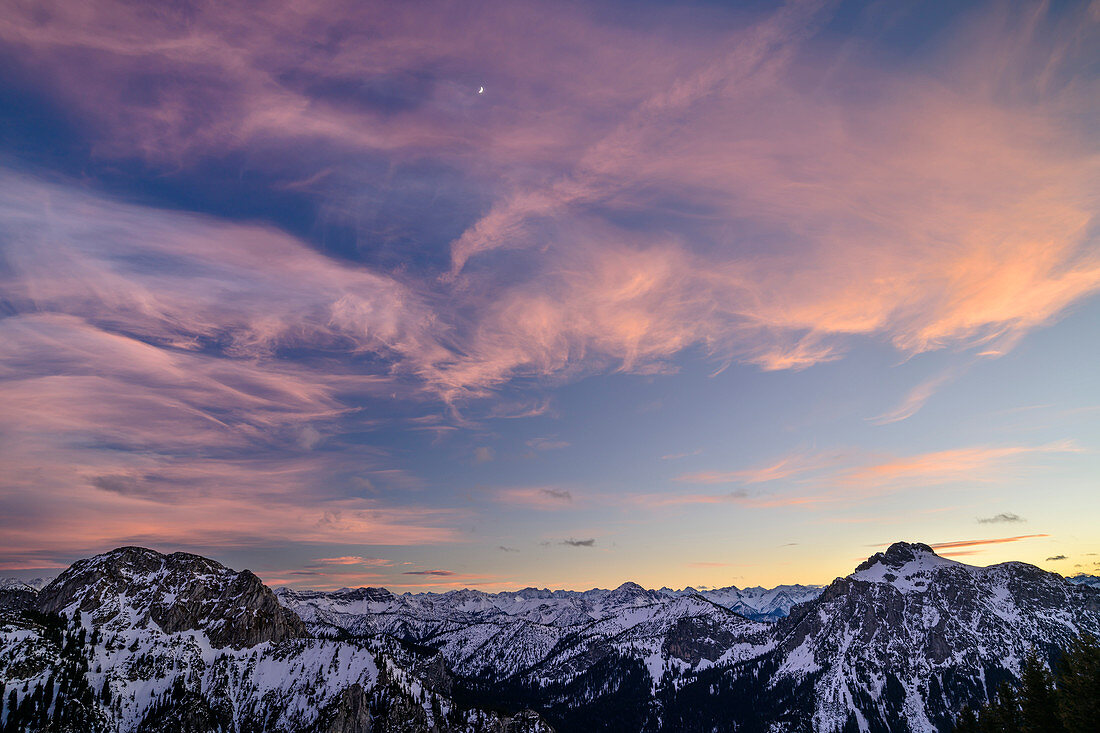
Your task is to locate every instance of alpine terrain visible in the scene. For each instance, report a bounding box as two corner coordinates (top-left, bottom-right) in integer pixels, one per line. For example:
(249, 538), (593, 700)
(2, 543), (1098, 732)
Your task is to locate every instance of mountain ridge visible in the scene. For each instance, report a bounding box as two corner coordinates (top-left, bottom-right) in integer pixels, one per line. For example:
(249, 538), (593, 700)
(3, 541), (1099, 732)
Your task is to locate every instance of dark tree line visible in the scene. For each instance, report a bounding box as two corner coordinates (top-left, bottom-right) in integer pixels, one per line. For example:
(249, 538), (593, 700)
(1, 612), (106, 732)
(953, 634), (1100, 733)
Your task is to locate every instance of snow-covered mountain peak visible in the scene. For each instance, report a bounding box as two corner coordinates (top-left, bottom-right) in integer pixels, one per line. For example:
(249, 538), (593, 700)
(850, 541), (963, 592)
(37, 545), (304, 648)
(613, 581), (647, 594)
(0, 577), (38, 593)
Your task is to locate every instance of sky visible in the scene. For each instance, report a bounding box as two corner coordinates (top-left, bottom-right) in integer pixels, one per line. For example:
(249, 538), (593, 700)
(1, 0), (1099, 592)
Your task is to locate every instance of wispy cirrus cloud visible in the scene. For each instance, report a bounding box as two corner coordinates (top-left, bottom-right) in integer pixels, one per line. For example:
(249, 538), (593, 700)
(869, 369), (963, 425)
(0, 0), (1096, 398)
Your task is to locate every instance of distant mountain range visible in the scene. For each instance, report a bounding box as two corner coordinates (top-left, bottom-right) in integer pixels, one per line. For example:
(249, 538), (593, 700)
(2, 543), (1098, 732)
(1067, 573), (1100, 589)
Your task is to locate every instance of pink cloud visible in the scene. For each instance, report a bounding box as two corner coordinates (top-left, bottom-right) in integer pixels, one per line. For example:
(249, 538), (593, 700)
(0, 1), (1095, 400)
(1, 0), (1099, 566)
(839, 441), (1083, 488)
(1, 2), (1098, 402)
(310, 556), (392, 567)
(633, 441), (1083, 512)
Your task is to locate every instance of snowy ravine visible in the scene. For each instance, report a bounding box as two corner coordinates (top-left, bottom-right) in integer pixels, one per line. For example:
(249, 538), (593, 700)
(2, 542), (1099, 732)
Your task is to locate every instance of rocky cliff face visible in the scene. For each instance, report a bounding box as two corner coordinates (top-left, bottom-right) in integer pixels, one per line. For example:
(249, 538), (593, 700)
(36, 546), (304, 648)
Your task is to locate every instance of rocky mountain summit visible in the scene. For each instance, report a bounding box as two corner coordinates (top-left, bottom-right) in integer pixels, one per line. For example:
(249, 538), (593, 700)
(36, 546), (304, 648)
(2, 542), (1099, 732)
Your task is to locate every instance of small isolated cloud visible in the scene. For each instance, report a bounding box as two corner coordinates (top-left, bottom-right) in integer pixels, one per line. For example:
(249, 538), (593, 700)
(1046, 555), (1067, 561)
(661, 449), (702, 460)
(561, 538), (596, 547)
(474, 446), (495, 463)
(298, 426), (323, 450)
(497, 545), (519, 552)
(497, 487), (574, 509)
(978, 512), (1024, 524)
(526, 437), (570, 451)
(403, 569), (457, 576)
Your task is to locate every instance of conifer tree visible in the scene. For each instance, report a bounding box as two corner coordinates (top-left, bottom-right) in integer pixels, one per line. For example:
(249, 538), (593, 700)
(1056, 633), (1100, 733)
(1018, 651), (1063, 733)
(954, 705), (979, 733)
(954, 635), (1100, 733)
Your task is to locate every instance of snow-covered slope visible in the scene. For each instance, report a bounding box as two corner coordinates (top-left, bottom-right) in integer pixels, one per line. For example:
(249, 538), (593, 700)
(697, 583), (824, 621)
(4, 543), (1099, 733)
(1, 578), (41, 593)
(278, 580), (775, 683)
(0, 547), (553, 733)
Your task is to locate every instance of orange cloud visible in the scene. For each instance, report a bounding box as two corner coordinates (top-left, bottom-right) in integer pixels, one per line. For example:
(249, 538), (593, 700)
(929, 535), (1050, 550)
